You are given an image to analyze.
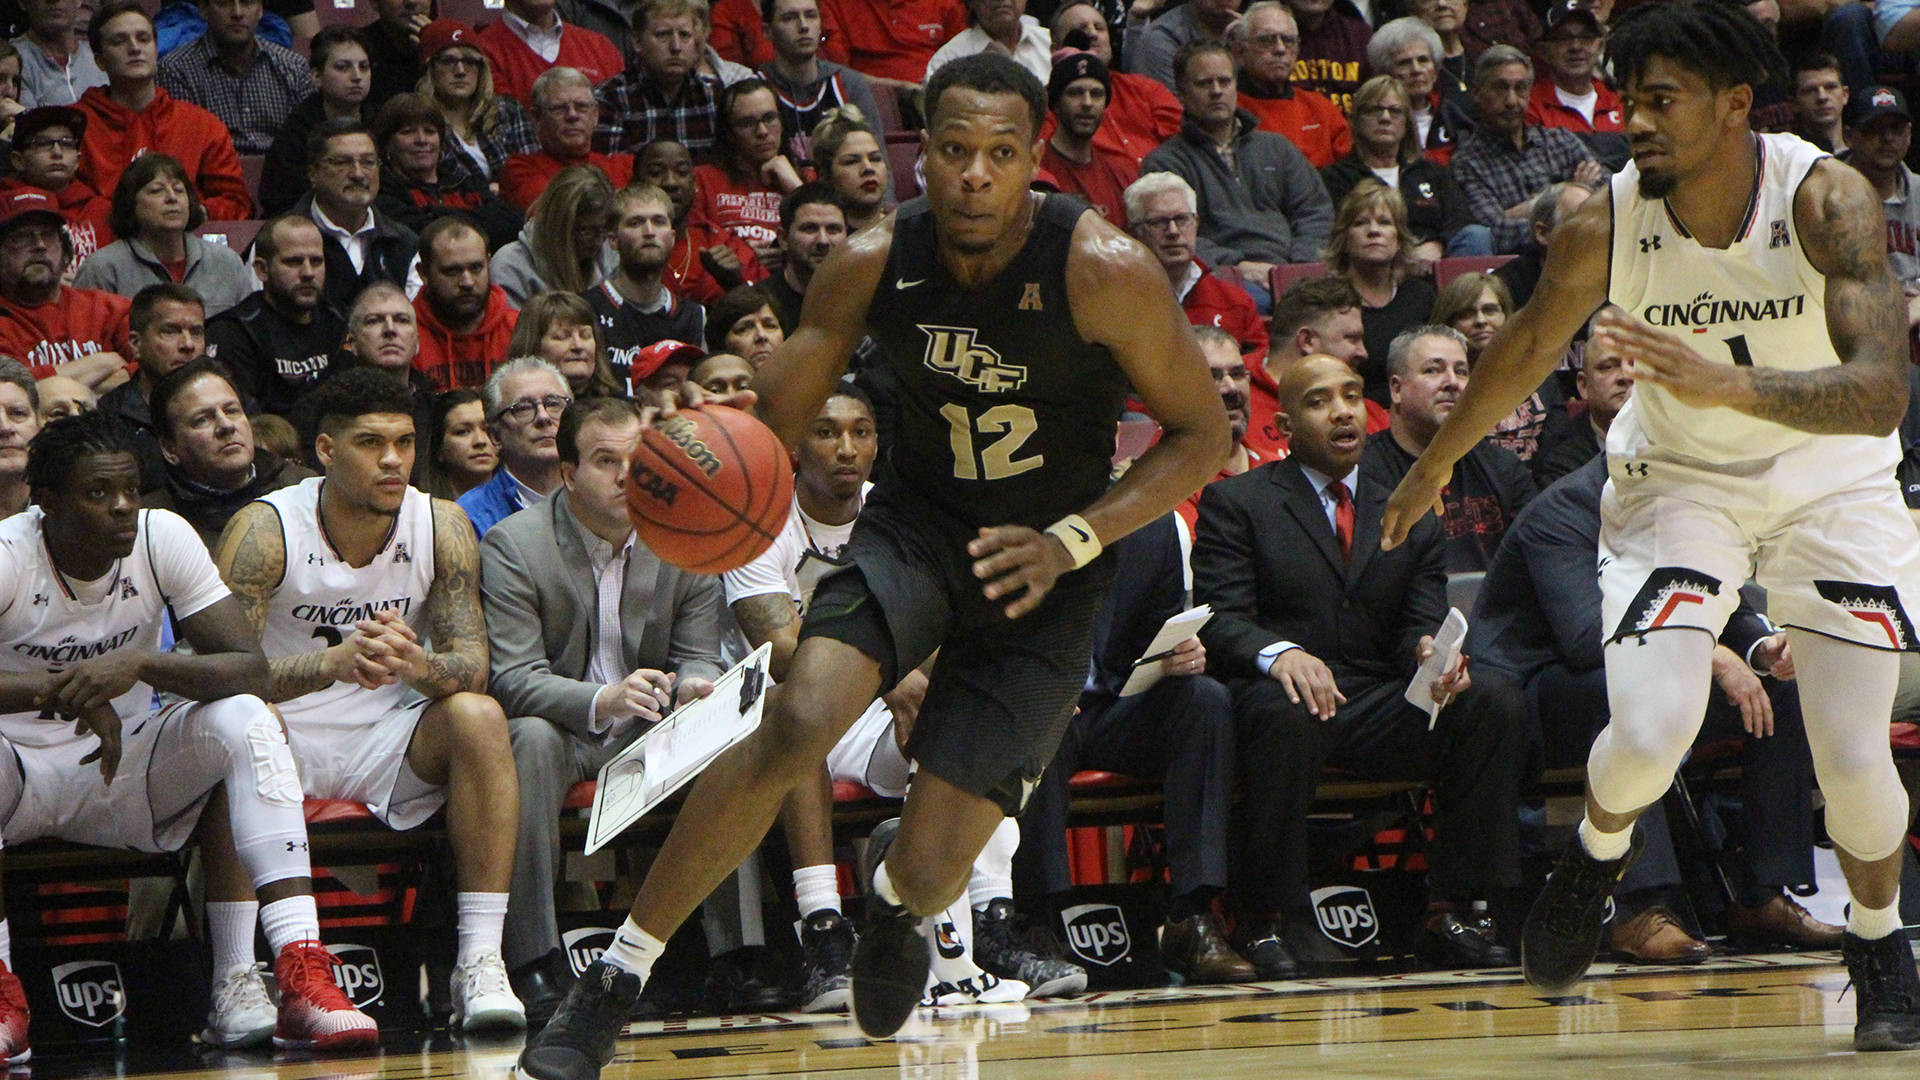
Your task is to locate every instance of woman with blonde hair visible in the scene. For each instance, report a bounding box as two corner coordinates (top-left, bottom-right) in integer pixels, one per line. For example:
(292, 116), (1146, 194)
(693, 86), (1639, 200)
(1431, 269), (1572, 462)
(1322, 75), (1485, 263)
(416, 18), (539, 183)
(812, 106), (891, 233)
(506, 292), (622, 399)
(490, 165), (618, 308)
(1325, 179), (1437, 404)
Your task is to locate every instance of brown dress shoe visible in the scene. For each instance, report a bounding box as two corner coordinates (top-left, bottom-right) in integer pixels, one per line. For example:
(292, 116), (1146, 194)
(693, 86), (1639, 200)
(1160, 913), (1257, 983)
(1609, 906), (1711, 964)
(1726, 893), (1844, 950)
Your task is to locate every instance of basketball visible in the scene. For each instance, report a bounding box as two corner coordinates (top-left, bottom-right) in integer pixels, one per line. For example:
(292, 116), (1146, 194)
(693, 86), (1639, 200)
(625, 405), (794, 574)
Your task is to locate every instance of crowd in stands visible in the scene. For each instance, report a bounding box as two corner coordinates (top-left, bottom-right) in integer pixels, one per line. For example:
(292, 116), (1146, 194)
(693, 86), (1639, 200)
(0, 0), (1916, 1045)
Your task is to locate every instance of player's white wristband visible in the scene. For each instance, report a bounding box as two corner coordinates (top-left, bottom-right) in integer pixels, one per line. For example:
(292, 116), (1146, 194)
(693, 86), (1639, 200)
(1044, 514), (1103, 570)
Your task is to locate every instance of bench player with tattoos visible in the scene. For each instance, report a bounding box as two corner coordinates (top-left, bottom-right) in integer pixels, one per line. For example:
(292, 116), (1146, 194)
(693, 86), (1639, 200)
(1382, 0), (1920, 1052)
(212, 367), (527, 1032)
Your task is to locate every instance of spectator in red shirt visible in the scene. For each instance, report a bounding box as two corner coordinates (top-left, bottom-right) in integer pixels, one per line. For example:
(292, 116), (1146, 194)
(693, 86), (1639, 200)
(414, 215), (520, 391)
(477, 0), (625, 106)
(1044, 2), (1181, 166)
(1123, 171), (1268, 359)
(503, 66), (636, 211)
(709, 0), (851, 68)
(819, 0), (968, 88)
(74, 1), (252, 221)
(1228, 3), (1349, 169)
(1282, 0), (1369, 113)
(0, 187), (130, 389)
(0, 106), (112, 270)
(1523, 1), (1625, 170)
(1041, 51), (1137, 228)
(1263, 274), (1389, 450)
(810, 107), (889, 231)
(636, 137), (761, 303)
(695, 77), (803, 266)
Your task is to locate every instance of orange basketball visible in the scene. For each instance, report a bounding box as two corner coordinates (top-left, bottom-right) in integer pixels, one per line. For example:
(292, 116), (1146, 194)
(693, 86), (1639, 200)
(626, 405), (795, 574)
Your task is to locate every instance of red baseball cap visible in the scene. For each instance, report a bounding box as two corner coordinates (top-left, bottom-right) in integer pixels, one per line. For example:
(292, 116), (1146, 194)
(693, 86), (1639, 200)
(631, 339), (706, 383)
(0, 188), (66, 233)
(418, 18), (479, 63)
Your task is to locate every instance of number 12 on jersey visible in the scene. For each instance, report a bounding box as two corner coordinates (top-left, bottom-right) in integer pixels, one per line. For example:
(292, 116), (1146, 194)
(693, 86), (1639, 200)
(941, 403), (1045, 481)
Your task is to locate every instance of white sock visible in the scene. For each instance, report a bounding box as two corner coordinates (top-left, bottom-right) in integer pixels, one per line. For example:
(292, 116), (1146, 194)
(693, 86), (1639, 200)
(927, 894), (982, 992)
(1578, 818), (1633, 862)
(259, 895), (320, 955)
(208, 900), (259, 977)
(456, 892), (509, 966)
(1850, 895), (1903, 941)
(873, 861), (903, 907)
(968, 818), (1019, 912)
(0, 918), (11, 969)
(793, 864), (841, 919)
(600, 917), (664, 982)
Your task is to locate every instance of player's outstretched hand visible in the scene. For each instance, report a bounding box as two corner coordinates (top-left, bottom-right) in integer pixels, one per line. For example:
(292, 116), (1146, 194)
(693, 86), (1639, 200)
(1590, 305), (1742, 411)
(970, 525), (1074, 620)
(75, 704), (122, 785)
(1382, 460), (1450, 550)
(653, 381), (760, 420)
(42, 651), (145, 718)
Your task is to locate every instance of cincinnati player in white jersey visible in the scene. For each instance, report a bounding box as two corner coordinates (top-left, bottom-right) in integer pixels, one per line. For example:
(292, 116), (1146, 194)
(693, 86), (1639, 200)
(1382, 1), (1920, 1053)
(0, 413), (375, 1060)
(212, 368), (526, 1032)
(724, 385), (1079, 1008)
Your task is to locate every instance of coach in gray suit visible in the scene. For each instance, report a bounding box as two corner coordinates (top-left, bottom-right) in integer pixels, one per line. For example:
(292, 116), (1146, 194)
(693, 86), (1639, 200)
(480, 396), (725, 1022)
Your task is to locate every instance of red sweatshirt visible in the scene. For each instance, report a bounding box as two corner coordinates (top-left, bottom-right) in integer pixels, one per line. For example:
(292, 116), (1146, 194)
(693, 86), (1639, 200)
(666, 216), (766, 304)
(819, 0), (967, 83)
(413, 285), (520, 391)
(0, 285), (132, 379)
(1040, 141), (1137, 229)
(1182, 261), (1270, 358)
(476, 20), (624, 106)
(74, 86), (252, 221)
(693, 163), (784, 251)
(711, 0), (850, 67)
(1039, 71), (1183, 168)
(1237, 83), (1352, 169)
(1524, 77), (1623, 135)
(501, 148), (635, 211)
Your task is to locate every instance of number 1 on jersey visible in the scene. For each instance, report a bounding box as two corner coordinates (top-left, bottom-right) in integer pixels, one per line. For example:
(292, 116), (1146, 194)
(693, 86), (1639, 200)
(1723, 334), (1755, 367)
(941, 403), (1045, 481)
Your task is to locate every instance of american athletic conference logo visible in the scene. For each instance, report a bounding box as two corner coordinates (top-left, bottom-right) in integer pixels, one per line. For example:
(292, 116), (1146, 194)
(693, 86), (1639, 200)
(918, 325), (1028, 393)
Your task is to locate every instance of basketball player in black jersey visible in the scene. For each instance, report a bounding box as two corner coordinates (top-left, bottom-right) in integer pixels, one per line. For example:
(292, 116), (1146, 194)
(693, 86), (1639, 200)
(520, 54), (1228, 1077)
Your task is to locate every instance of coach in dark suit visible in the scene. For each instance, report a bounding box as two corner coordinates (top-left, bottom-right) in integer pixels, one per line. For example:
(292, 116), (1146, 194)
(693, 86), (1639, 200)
(1192, 355), (1526, 976)
(480, 397), (724, 1020)
(1017, 513), (1252, 984)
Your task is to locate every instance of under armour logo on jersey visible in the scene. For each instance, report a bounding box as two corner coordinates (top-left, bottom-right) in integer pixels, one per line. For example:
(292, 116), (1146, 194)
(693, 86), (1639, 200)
(31, 593), (46, 606)
(1769, 220), (1789, 249)
(1639, 236), (1662, 253)
(285, 840), (308, 852)
(118, 578), (138, 600)
(392, 542), (411, 564)
(1019, 282), (1043, 311)
(919, 325), (1028, 393)
(1622, 461), (1649, 477)
(308, 553), (325, 566)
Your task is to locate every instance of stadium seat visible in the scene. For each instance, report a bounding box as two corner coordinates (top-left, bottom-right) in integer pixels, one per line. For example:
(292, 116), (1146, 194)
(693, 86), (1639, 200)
(885, 132), (921, 203)
(197, 219), (264, 254)
(313, 0), (375, 32)
(236, 155), (265, 205)
(867, 84), (904, 136)
(439, 0), (504, 27)
(1269, 261), (1328, 299)
(1434, 254), (1515, 287)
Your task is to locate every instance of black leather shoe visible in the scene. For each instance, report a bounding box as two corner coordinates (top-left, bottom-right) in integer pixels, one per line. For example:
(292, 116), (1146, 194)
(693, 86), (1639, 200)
(1420, 911), (1516, 969)
(511, 949), (577, 1029)
(704, 947), (794, 1013)
(1234, 918), (1298, 980)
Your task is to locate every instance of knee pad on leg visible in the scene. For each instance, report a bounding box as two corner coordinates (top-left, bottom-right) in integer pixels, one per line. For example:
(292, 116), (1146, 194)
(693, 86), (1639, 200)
(195, 695), (303, 808)
(1588, 633), (1716, 814)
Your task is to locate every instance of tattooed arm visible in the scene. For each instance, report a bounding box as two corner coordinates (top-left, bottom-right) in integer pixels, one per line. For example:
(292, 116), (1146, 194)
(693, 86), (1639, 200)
(731, 594), (799, 681)
(214, 501), (359, 702)
(404, 498), (491, 698)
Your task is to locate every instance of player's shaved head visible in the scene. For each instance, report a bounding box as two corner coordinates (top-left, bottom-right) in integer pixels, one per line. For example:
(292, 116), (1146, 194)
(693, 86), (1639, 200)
(1276, 354), (1361, 414)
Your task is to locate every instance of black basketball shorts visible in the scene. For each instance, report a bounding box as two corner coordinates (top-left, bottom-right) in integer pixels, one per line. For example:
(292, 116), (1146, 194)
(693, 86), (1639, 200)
(799, 494), (1112, 815)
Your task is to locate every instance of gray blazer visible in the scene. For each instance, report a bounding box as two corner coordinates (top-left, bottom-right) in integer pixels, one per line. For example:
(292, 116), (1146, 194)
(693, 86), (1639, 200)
(480, 487), (725, 741)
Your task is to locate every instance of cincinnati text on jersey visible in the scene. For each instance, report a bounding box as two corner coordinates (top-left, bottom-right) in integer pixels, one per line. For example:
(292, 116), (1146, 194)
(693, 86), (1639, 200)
(13, 625), (140, 663)
(1640, 291), (1807, 330)
(290, 597), (416, 626)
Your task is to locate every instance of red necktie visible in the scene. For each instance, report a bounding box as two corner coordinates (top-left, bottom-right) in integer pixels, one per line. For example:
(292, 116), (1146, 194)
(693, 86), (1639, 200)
(1330, 480), (1355, 563)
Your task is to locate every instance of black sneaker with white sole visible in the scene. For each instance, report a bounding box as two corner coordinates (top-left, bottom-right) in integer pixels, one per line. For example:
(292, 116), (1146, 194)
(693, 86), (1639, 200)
(850, 818), (930, 1038)
(799, 910), (856, 1013)
(1521, 829), (1643, 993)
(973, 898), (1088, 998)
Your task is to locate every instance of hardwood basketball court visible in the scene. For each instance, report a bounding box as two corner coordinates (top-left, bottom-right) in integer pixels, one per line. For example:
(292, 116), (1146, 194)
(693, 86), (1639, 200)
(22, 948), (1919, 1080)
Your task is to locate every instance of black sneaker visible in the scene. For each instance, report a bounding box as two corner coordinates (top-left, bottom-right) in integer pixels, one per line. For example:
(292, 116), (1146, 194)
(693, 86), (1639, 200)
(851, 818), (929, 1038)
(973, 898), (1088, 998)
(798, 910), (856, 1013)
(517, 960), (642, 1080)
(1521, 829), (1643, 993)
(1844, 931), (1920, 1051)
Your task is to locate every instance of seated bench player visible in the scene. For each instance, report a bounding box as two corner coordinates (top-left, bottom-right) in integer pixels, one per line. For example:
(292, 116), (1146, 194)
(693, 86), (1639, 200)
(0, 412), (375, 1060)
(211, 367), (526, 1031)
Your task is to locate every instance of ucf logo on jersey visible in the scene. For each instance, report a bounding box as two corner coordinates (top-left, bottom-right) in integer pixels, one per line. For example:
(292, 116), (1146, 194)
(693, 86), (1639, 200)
(919, 325), (1028, 394)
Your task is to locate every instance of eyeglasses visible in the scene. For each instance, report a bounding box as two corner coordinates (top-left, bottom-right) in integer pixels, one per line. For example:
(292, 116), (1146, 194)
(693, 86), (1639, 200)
(497, 394), (573, 423)
(1248, 32), (1298, 48)
(1137, 212), (1196, 232)
(23, 136), (79, 152)
(432, 53), (482, 69)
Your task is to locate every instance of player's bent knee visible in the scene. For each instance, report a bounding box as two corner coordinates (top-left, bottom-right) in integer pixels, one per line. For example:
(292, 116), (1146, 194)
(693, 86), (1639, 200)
(201, 696), (304, 808)
(444, 692), (512, 745)
(763, 686), (863, 767)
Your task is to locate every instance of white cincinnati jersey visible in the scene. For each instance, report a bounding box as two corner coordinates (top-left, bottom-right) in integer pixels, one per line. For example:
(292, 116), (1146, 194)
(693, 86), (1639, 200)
(257, 476), (437, 727)
(1605, 131), (1898, 500)
(721, 484), (869, 614)
(0, 508), (228, 749)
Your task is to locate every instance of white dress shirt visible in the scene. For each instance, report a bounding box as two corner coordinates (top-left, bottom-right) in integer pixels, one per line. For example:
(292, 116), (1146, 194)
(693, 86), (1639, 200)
(503, 8), (565, 63)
